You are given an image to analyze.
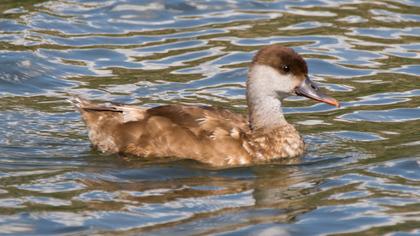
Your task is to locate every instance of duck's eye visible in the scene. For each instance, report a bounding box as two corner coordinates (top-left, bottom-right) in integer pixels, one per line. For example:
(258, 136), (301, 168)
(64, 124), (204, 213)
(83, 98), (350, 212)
(282, 65), (290, 73)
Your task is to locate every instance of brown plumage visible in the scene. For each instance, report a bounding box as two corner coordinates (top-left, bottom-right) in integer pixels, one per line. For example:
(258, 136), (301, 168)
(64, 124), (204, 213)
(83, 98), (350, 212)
(71, 45), (339, 167)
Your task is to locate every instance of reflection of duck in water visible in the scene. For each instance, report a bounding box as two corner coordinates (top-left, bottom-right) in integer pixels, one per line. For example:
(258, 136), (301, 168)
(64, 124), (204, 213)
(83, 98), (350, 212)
(70, 45), (339, 167)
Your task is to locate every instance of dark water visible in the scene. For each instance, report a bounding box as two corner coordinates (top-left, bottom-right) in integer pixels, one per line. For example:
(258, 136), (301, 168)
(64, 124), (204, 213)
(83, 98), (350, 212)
(0, 0), (419, 235)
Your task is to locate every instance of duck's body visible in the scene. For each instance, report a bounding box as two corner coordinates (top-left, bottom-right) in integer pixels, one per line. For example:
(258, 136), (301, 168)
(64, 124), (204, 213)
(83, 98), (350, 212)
(72, 100), (304, 167)
(72, 45), (338, 167)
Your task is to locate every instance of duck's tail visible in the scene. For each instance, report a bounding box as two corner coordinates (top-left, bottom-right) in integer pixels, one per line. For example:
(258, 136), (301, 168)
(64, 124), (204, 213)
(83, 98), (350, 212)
(67, 96), (123, 112)
(68, 96), (128, 153)
(67, 96), (90, 110)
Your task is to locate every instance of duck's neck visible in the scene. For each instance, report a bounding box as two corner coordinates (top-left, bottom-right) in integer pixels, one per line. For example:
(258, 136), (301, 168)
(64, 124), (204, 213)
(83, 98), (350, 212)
(246, 65), (289, 131)
(247, 95), (288, 130)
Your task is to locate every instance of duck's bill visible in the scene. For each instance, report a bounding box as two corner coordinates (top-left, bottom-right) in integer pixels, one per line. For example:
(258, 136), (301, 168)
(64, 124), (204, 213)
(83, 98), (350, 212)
(295, 77), (340, 107)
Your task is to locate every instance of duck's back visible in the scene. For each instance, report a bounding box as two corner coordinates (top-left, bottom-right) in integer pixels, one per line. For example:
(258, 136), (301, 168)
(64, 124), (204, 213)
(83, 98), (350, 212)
(72, 97), (253, 166)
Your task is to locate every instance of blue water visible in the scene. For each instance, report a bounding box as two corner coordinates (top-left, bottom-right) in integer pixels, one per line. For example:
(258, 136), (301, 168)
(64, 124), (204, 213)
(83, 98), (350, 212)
(0, 0), (419, 235)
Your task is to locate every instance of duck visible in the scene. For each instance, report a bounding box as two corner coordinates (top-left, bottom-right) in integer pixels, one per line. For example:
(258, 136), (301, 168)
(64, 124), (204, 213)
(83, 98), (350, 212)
(70, 45), (339, 167)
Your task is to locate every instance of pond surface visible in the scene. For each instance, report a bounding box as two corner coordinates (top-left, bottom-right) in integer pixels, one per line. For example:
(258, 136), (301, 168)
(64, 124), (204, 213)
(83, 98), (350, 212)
(0, 0), (419, 235)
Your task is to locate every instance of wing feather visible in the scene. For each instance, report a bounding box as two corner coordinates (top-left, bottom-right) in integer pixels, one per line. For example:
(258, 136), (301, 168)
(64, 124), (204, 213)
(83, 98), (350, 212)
(146, 105), (249, 139)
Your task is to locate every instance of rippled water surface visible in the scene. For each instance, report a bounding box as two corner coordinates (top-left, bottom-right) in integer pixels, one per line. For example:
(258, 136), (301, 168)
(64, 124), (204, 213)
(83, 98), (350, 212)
(0, 0), (419, 235)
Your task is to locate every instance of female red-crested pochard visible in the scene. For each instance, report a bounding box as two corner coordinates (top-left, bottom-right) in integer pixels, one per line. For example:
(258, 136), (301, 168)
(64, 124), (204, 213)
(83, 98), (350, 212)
(70, 45), (339, 167)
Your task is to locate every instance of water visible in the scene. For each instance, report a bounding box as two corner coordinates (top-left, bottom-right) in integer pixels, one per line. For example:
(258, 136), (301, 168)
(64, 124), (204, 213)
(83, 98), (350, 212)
(0, 0), (419, 235)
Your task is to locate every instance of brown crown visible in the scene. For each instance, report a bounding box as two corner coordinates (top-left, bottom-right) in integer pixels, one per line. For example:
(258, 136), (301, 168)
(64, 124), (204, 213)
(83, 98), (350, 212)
(252, 45), (308, 77)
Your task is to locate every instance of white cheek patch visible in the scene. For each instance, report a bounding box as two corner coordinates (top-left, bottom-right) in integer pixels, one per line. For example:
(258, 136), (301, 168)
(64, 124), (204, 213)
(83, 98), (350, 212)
(248, 64), (297, 97)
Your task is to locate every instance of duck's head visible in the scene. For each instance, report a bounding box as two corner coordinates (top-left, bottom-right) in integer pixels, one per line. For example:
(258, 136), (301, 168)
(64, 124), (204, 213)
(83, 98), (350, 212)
(247, 45), (339, 107)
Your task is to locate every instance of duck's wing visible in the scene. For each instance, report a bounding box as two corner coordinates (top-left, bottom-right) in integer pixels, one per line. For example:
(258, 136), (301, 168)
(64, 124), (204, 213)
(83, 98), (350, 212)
(139, 105), (253, 165)
(69, 96), (249, 134)
(70, 97), (250, 153)
(146, 105), (250, 138)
